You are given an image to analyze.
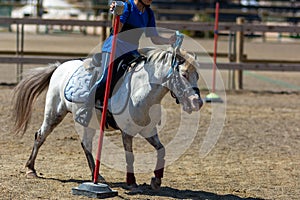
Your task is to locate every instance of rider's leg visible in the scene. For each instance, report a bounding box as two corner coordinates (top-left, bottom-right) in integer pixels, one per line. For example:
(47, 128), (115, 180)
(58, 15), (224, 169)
(94, 52), (134, 103)
(94, 66), (108, 105)
(88, 52), (110, 102)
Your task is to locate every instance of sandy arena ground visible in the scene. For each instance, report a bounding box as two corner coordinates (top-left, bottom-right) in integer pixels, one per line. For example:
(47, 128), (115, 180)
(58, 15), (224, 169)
(0, 31), (300, 200)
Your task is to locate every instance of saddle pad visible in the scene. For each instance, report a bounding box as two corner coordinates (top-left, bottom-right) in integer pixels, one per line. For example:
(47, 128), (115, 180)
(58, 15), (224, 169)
(64, 65), (92, 103)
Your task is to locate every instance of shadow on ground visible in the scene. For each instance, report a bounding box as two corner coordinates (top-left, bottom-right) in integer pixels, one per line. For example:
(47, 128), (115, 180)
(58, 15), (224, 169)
(110, 182), (263, 200)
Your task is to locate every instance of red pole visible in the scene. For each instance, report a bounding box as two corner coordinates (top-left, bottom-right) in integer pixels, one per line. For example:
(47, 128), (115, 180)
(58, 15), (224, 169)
(93, 15), (120, 184)
(212, 2), (219, 93)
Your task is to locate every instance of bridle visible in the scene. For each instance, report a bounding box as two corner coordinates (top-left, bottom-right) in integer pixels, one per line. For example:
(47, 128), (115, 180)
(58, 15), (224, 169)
(168, 61), (200, 104)
(164, 31), (200, 104)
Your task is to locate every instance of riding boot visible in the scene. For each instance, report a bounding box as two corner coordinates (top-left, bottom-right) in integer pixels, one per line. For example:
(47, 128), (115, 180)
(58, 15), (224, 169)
(94, 69), (108, 108)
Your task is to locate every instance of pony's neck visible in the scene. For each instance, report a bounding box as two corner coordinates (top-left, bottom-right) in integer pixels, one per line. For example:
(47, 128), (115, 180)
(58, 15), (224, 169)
(143, 52), (173, 102)
(145, 49), (173, 78)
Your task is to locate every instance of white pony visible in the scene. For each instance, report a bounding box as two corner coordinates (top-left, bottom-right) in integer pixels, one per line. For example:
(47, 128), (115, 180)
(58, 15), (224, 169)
(12, 47), (203, 191)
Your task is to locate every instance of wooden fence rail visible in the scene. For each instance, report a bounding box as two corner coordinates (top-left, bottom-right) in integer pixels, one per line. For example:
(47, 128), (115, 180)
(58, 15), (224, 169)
(1, 17), (300, 33)
(1, 56), (298, 71)
(0, 17), (300, 88)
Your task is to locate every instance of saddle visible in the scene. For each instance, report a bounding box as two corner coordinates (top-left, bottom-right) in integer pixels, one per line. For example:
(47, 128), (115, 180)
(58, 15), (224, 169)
(93, 52), (146, 107)
(65, 52), (145, 103)
(73, 52), (146, 128)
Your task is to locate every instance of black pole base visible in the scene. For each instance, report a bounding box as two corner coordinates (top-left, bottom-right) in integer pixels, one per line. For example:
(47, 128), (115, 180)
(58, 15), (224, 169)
(72, 182), (118, 199)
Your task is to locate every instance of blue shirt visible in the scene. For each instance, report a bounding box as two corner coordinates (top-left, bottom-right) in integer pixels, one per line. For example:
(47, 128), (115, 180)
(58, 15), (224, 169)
(102, 0), (158, 57)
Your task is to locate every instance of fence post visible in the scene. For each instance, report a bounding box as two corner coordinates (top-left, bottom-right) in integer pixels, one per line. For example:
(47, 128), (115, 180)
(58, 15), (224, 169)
(227, 31), (235, 90)
(234, 17), (244, 90)
(100, 12), (108, 42)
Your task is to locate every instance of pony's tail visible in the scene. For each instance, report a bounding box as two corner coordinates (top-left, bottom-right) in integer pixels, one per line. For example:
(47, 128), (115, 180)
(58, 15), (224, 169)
(11, 62), (60, 135)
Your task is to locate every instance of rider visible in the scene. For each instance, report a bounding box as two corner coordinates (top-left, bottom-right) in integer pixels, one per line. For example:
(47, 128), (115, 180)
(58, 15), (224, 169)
(76, 0), (176, 126)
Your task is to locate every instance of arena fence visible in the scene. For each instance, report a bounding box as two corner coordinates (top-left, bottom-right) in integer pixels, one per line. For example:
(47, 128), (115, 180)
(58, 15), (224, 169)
(0, 17), (299, 88)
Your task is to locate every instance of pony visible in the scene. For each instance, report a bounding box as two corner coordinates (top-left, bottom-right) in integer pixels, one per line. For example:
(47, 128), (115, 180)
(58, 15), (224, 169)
(12, 47), (203, 191)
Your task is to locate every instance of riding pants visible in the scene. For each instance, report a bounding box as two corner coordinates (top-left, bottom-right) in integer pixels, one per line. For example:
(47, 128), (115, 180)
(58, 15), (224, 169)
(95, 51), (139, 103)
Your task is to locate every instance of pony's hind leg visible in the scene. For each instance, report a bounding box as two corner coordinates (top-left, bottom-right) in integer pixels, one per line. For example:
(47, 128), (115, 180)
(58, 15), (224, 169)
(25, 101), (67, 178)
(25, 129), (46, 177)
(145, 132), (165, 191)
(80, 127), (96, 180)
(81, 127), (105, 182)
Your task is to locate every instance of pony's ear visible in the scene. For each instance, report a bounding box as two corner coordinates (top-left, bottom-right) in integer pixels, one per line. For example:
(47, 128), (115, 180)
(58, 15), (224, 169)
(178, 48), (187, 57)
(178, 49), (200, 71)
(179, 48), (195, 63)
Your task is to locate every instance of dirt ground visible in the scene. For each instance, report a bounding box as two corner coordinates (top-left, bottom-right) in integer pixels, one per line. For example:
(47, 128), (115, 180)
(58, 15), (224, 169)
(0, 32), (300, 200)
(1, 85), (300, 200)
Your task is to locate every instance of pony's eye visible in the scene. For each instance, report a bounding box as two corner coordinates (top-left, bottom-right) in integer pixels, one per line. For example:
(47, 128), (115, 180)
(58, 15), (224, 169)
(181, 71), (189, 79)
(179, 59), (185, 65)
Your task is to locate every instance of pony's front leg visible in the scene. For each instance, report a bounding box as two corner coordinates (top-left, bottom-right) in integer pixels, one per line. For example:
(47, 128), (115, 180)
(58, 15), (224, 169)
(122, 131), (141, 192)
(145, 133), (165, 191)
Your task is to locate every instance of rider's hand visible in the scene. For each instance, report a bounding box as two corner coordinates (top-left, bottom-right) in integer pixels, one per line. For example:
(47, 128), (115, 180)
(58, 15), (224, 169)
(110, 1), (116, 12)
(169, 34), (177, 45)
(110, 1), (125, 15)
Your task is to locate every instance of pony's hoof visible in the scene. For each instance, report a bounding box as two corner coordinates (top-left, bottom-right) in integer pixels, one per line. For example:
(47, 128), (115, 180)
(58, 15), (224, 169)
(150, 177), (161, 191)
(125, 183), (143, 194)
(26, 170), (38, 178)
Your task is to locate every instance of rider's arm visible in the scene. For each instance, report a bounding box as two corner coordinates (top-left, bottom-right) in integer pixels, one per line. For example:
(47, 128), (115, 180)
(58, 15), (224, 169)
(146, 8), (176, 45)
(110, 1), (127, 33)
(111, 15), (124, 32)
(151, 35), (176, 45)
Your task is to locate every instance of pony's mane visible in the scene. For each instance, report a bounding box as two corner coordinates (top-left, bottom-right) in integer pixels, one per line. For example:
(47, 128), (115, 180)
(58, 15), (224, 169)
(139, 48), (173, 67)
(139, 47), (199, 73)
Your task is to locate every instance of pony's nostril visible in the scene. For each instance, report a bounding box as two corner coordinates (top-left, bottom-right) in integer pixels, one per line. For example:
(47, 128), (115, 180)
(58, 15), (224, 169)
(198, 99), (203, 109)
(191, 97), (203, 110)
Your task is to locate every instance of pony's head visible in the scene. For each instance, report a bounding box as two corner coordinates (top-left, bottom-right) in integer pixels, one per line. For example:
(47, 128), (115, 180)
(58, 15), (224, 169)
(142, 47), (203, 113)
(168, 48), (203, 113)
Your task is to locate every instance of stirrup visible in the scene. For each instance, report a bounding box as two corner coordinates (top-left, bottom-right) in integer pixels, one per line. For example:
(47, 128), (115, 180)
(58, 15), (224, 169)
(75, 106), (93, 127)
(95, 100), (103, 110)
